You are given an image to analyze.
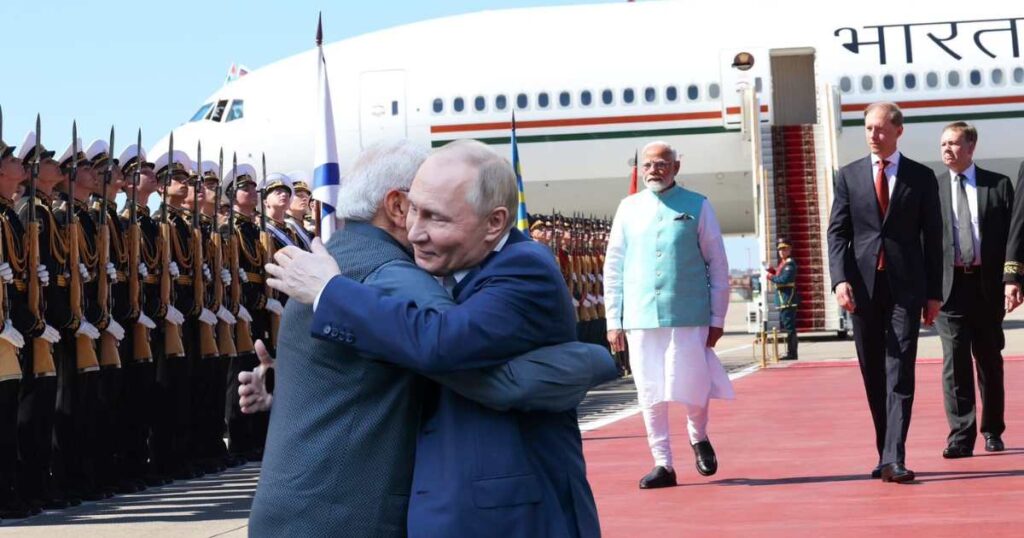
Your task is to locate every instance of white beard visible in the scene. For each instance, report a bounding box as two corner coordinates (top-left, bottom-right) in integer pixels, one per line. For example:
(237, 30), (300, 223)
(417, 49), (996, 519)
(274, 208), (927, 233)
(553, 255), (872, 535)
(646, 179), (674, 193)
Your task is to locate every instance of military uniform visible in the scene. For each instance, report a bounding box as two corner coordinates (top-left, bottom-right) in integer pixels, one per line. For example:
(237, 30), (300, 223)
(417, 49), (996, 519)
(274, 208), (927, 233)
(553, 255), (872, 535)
(285, 178), (313, 251)
(767, 239), (799, 360)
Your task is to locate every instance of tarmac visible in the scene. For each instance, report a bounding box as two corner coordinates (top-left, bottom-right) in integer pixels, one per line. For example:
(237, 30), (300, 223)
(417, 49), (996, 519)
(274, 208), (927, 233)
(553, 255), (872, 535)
(3, 299), (1022, 537)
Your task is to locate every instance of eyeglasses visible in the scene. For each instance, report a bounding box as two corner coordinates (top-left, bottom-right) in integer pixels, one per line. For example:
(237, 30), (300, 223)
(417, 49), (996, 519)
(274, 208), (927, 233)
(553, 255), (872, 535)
(641, 161), (673, 171)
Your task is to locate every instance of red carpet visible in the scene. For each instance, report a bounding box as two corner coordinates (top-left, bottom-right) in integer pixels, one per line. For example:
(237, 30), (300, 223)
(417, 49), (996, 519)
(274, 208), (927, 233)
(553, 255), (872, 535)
(584, 357), (1024, 538)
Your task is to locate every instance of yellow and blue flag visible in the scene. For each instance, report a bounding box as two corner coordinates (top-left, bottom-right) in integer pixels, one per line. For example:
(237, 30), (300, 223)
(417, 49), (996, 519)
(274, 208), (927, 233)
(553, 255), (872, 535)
(511, 112), (529, 233)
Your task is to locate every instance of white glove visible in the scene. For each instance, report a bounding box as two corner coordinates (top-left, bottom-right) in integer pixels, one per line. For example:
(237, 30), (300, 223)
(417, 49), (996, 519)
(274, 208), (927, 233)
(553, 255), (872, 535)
(165, 305), (185, 326)
(105, 319), (125, 341)
(0, 320), (25, 348)
(137, 312), (157, 330)
(202, 264), (212, 282)
(216, 305), (237, 325)
(37, 264), (49, 287)
(78, 262), (90, 281)
(75, 321), (101, 340)
(105, 262), (117, 282)
(168, 262), (180, 278)
(265, 298), (284, 316)
(238, 268), (248, 283)
(138, 262), (149, 279)
(199, 308), (217, 326)
(0, 262), (13, 284)
(220, 268), (231, 286)
(237, 305), (253, 323)
(40, 324), (61, 344)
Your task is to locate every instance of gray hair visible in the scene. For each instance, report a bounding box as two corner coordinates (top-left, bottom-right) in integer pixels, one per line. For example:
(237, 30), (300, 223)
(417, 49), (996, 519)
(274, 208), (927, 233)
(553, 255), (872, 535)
(641, 140), (678, 162)
(433, 139), (518, 232)
(335, 139), (428, 222)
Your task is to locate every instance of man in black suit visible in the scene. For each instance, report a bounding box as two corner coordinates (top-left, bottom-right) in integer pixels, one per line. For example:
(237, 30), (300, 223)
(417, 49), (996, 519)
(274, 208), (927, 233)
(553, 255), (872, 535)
(935, 122), (1010, 458)
(826, 102), (943, 483)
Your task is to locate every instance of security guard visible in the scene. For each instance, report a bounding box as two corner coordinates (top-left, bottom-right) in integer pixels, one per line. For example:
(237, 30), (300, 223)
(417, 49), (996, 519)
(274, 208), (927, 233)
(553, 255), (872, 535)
(767, 238), (799, 360)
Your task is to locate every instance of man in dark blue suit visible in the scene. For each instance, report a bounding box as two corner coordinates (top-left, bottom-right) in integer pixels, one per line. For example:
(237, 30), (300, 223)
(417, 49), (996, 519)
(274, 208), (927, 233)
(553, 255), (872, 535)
(268, 140), (600, 537)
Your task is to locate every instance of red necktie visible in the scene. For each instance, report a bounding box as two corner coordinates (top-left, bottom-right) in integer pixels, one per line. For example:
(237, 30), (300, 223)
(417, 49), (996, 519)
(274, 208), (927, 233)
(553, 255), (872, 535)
(875, 160), (889, 270)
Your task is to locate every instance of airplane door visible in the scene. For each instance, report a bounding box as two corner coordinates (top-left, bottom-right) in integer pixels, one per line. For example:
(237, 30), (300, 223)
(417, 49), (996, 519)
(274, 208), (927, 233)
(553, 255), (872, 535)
(719, 48), (772, 130)
(359, 70), (407, 148)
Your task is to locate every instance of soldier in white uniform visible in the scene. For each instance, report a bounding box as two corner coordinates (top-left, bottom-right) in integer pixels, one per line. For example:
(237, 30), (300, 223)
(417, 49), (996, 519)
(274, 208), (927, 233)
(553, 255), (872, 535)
(604, 141), (733, 489)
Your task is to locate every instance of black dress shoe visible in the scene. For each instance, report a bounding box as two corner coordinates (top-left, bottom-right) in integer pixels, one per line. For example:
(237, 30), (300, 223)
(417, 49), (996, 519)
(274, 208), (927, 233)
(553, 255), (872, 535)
(779, 355), (797, 361)
(870, 465), (883, 479)
(943, 444), (973, 459)
(880, 462), (915, 483)
(639, 466), (677, 489)
(985, 436), (1005, 452)
(32, 496), (72, 510)
(0, 499), (36, 519)
(692, 439), (718, 476)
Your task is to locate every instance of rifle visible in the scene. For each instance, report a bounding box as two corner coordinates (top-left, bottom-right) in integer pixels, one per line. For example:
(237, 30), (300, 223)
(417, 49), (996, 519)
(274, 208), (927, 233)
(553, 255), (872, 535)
(0, 106), (21, 382)
(26, 114), (56, 376)
(160, 133), (184, 358)
(127, 129), (152, 362)
(194, 142), (218, 357)
(68, 122), (99, 372)
(97, 126), (120, 368)
(228, 153), (254, 354)
(259, 153), (279, 348)
(213, 148), (235, 357)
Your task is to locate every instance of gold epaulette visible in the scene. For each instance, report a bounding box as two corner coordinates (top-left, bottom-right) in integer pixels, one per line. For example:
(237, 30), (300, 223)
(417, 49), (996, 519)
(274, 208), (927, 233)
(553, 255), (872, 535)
(1005, 261), (1023, 275)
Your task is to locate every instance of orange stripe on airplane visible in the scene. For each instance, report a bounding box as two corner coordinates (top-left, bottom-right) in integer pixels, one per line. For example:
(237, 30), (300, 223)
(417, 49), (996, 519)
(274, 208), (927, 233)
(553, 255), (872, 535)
(841, 94), (1024, 113)
(431, 110), (723, 134)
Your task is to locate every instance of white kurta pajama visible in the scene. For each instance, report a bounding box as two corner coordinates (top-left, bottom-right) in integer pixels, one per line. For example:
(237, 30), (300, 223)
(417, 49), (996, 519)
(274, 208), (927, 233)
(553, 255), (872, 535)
(605, 184), (733, 468)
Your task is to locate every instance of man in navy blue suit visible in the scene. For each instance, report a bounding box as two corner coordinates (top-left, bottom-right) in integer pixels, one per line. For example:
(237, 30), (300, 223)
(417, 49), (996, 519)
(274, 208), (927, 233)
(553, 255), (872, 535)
(267, 140), (600, 537)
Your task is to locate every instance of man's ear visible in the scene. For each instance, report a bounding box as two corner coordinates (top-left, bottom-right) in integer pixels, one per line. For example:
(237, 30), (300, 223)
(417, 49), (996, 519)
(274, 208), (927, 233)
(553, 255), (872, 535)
(383, 189), (408, 228)
(484, 207), (510, 240)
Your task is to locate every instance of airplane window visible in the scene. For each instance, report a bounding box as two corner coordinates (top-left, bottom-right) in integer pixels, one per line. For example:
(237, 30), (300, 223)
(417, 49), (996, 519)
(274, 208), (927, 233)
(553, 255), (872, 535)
(969, 69), (982, 86)
(686, 84), (699, 101)
(754, 77), (763, 93)
(432, 98), (443, 114)
(474, 96), (486, 112)
(860, 75), (874, 92)
(992, 68), (1005, 85)
(580, 90), (592, 106)
(559, 91), (571, 107)
(622, 88), (635, 104)
(453, 97), (465, 113)
(226, 100), (244, 122)
(947, 71), (961, 87)
(495, 95), (507, 111)
(1015, 67), (1024, 84)
(665, 86), (678, 102)
(644, 87), (656, 103)
(517, 93), (529, 109)
(926, 72), (939, 88)
(209, 100), (229, 122)
(538, 92), (550, 108)
(190, 103), (213, 122)
(601, 89), (614, 105)
(392, 101), (399, 116)
(839, 77), (852, 93)
(904, 73), (917, 90)
(708, 83), (720, 99)
(882, 74), (895, 91)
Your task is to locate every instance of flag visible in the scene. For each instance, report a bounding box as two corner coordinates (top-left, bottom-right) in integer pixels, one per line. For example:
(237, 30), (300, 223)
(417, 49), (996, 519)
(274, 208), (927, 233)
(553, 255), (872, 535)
(511, 112), (529, 233)
(224, 63), (250, 85)
(628, 148), (638, 195)
(312, 14), (340, 241)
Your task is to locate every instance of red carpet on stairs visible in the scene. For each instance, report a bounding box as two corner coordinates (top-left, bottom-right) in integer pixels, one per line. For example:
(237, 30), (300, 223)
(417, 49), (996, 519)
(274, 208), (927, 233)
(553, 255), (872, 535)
(583, 357), (1024, 537)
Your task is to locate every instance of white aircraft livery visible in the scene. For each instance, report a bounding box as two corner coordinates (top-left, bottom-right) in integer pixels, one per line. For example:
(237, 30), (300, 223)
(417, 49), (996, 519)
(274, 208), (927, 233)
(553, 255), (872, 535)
(155, 0), (1024, 235)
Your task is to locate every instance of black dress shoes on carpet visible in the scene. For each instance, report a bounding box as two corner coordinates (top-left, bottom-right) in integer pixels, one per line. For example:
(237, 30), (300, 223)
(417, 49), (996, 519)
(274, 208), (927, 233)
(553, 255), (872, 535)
(639, 466), (677, 489)
(879, 462), (915, 483)
(692, 439), (718, 476)
(985, 436), (1005, 452)
(942, 444), (973, 459)
(870, 464), (883, 479)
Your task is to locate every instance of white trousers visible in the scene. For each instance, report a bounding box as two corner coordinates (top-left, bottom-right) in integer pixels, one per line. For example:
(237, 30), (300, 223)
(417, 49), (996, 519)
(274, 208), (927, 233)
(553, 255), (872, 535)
(640, 401), (709, 468)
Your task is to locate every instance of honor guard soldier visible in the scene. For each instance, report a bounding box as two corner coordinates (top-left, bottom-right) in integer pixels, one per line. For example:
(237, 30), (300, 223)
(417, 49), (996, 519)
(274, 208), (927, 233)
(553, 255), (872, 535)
(84, 139), (134, 494)
(152, 149), (201, 480)
(257, 172), (289, 349)
(284, 172), (314, 250)
(52, 134), (108, 501)
(766, 238), (799, 360)
(14, 130), (77, 509)
(115, 143), (164, 486)
(223, 163), (268, 462)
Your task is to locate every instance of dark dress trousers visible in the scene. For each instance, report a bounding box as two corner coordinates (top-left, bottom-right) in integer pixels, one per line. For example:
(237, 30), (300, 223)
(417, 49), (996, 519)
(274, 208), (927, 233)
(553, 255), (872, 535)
(827, 154), (943, 466)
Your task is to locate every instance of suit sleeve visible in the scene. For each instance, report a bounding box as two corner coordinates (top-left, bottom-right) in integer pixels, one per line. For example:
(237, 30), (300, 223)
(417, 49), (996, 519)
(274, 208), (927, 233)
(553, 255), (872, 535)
(1005, 164), (1024, 284)
(826, 167), (852, 290)
(920, 168), (944, 301)
(312, 250), (566, 373)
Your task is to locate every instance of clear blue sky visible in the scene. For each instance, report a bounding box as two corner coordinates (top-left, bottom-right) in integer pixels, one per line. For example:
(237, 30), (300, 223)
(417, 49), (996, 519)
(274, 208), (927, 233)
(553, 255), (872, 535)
(0, 0), (758, 268)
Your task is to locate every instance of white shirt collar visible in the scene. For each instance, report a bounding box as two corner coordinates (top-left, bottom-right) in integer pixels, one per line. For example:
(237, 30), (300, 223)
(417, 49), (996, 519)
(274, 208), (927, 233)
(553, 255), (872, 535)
(949, 163), (977, 184)
(871, 150), (901, 169)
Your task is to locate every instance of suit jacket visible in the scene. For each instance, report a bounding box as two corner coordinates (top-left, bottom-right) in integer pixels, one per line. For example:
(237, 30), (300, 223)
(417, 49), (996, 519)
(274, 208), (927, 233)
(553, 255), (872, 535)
(1004, 162), (1024, 284)
(938, 165), (1014, 305)
(313, 228), (601, 538)
(827, 154), (943, 308)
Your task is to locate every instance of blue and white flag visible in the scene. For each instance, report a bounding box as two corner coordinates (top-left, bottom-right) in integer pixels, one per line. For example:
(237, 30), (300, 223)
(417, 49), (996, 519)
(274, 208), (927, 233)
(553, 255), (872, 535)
(313, 15), (340, 241)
